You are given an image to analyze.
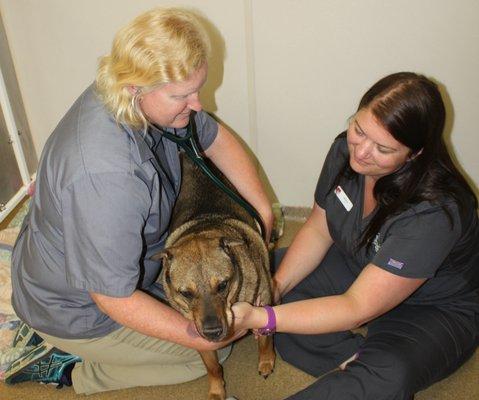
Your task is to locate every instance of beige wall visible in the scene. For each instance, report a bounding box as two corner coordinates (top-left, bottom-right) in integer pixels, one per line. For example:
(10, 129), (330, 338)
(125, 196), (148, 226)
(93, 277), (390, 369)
(1, 0), (478, 206)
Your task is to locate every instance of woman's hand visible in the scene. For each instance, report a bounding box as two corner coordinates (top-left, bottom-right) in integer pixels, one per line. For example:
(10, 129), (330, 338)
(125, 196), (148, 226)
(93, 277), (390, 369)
(259, 206), (274, 244)
(271, 204), (334, 299)
(185, 320), (248, 351)
(231, 302), (253, 331)
(271, 277), (283, 304)
(91, 290), (248, 352)
(232, 302), (267, 332)
(207, 327), (249, 351)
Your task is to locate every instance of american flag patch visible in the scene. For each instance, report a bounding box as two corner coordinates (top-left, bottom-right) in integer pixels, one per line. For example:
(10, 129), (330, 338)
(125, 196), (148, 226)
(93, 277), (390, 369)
(387, 258), (404, 269)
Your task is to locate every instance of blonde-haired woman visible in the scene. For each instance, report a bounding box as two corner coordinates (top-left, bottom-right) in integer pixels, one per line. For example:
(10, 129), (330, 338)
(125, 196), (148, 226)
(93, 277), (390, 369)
(6, 8), (272, 395)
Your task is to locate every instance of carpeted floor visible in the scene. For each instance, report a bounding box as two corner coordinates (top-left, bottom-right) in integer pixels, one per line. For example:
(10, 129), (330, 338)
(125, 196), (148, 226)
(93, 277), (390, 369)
(0, 213), (478, 400)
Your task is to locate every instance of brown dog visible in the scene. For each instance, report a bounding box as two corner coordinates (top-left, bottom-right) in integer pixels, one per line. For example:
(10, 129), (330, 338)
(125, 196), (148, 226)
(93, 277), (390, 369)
(153, 154), (275, 400)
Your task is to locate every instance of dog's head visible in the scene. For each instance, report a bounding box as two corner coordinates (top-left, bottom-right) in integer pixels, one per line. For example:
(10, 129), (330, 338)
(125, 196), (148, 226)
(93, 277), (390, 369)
(153, 235), (244, 342)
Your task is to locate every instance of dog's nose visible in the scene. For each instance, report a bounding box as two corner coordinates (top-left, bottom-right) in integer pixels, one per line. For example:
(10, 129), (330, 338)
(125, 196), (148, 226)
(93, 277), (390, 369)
(202, 316), (224, 340)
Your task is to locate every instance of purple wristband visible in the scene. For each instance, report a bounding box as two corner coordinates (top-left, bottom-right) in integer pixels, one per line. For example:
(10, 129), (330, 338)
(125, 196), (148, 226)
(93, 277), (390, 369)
(257, 305), (276, 336)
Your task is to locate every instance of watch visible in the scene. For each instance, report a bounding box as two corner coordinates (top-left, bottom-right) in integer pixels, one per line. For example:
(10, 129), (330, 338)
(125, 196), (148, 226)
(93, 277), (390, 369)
(257, 305), (276, 336)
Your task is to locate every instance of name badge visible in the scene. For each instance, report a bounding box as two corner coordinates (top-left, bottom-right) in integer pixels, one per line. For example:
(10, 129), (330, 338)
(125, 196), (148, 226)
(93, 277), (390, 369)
(334, 186), (353, 211)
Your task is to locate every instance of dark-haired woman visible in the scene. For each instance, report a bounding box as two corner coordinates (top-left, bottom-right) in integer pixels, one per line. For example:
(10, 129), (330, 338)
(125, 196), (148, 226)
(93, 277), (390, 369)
(232, 72), (479, 400)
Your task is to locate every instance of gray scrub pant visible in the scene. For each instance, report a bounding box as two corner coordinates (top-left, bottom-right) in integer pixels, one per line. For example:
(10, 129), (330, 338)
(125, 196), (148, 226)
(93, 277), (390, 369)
(273, 246), (479, 400)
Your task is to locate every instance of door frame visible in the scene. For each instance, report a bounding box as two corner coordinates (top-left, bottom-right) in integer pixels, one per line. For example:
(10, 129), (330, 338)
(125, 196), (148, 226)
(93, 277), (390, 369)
(0, 65), (33, 222)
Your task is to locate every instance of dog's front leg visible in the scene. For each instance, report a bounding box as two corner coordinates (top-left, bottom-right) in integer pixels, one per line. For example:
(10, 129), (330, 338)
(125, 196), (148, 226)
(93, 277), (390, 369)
(199, 350), (226, 400)
(257, 335), (275, 378)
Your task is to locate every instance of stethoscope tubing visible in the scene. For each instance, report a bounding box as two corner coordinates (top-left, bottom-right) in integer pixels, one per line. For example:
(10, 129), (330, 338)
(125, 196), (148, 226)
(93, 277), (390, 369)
(158, 116), (267, 242)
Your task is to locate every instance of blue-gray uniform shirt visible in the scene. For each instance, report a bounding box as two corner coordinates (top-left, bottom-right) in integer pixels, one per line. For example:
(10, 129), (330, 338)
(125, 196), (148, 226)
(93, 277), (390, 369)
(11, 85), (218, 339)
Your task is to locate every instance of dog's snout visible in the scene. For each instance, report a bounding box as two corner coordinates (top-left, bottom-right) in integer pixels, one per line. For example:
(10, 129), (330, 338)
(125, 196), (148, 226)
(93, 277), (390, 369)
(201, 316), (225, 340)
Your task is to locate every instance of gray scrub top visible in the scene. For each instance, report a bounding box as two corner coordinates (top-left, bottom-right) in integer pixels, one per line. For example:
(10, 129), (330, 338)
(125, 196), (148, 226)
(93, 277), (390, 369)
(315, 134), (479, 310)
(11, 85), (218, 339)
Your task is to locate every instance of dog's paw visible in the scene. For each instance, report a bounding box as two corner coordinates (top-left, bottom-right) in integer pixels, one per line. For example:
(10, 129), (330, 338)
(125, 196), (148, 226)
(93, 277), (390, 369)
(207, 387), (227, 400)
(258, 358), (275, 378)
(208, 394), (226, 400)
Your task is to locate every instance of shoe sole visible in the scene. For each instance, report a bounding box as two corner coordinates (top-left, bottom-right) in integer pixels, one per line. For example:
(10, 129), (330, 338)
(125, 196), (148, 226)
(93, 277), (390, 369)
(12, 322), (43, 348)
(5, 342), (54, 384)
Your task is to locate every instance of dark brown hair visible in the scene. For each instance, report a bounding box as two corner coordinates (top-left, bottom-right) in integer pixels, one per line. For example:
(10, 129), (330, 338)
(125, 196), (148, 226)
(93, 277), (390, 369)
(340, 72), (477, 248)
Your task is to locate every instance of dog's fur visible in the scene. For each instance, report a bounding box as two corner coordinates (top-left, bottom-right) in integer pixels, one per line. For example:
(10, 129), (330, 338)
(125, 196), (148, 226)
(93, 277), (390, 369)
(153, 154), (275, 400)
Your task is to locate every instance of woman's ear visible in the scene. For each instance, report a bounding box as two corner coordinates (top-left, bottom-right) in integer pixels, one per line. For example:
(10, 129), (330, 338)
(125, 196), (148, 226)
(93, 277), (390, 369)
(408, 148), (423, 161)
(126, 85), (140, 95)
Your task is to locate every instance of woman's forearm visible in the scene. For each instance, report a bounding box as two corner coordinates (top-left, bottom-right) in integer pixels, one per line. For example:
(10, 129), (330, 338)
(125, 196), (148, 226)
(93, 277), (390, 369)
(90, 290), (237, 351)
(235, 264), (427, 336)
(275, 294), (363, 334)
(274, 204), (333, 297)
(205, 124), (273, 241)
(237, 293), (363, 336)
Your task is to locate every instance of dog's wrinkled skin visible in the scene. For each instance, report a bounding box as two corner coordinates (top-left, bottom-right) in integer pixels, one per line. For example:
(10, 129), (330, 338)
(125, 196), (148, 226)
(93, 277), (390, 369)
(153, 154), (275, 400)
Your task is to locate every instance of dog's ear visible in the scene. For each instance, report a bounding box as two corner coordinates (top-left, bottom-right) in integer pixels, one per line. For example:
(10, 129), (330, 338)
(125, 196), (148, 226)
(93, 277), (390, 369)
(163, 264), (171, 285)
(153, 250), (173, 285)
(151, 250), (172, 263)
(219, 237), (245, 254)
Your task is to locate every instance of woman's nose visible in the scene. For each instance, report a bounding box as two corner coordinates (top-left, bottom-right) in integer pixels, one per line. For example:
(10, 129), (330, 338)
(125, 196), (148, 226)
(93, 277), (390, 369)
(356, 139), (373, 158)
(188, 93), (202, 112)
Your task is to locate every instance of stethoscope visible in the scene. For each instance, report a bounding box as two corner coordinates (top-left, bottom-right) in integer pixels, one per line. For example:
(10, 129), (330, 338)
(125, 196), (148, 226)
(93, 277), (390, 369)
(149, 114), (266, 241)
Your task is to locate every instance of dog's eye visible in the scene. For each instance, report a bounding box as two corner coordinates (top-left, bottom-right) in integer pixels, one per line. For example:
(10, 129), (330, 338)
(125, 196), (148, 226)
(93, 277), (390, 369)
(179, 289), (194, 300)
(217, 280), (228, 293)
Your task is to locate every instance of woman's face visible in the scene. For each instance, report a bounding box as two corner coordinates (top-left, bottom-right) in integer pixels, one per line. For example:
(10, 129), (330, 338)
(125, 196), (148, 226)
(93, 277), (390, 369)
(347, 108), (412, 180)
(139, 63), (208, 129)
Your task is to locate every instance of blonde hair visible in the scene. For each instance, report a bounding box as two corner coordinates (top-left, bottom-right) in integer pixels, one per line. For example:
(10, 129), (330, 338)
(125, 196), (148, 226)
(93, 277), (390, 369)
(95, 7), (211, 128)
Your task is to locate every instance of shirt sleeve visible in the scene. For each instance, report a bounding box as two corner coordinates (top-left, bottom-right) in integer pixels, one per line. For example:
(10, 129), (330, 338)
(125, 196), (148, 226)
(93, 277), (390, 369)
(372, 204), (461, 278)
(194, 111), (219, 151)
(314, 135), (348, 208)
(61, 173), (151, 296)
